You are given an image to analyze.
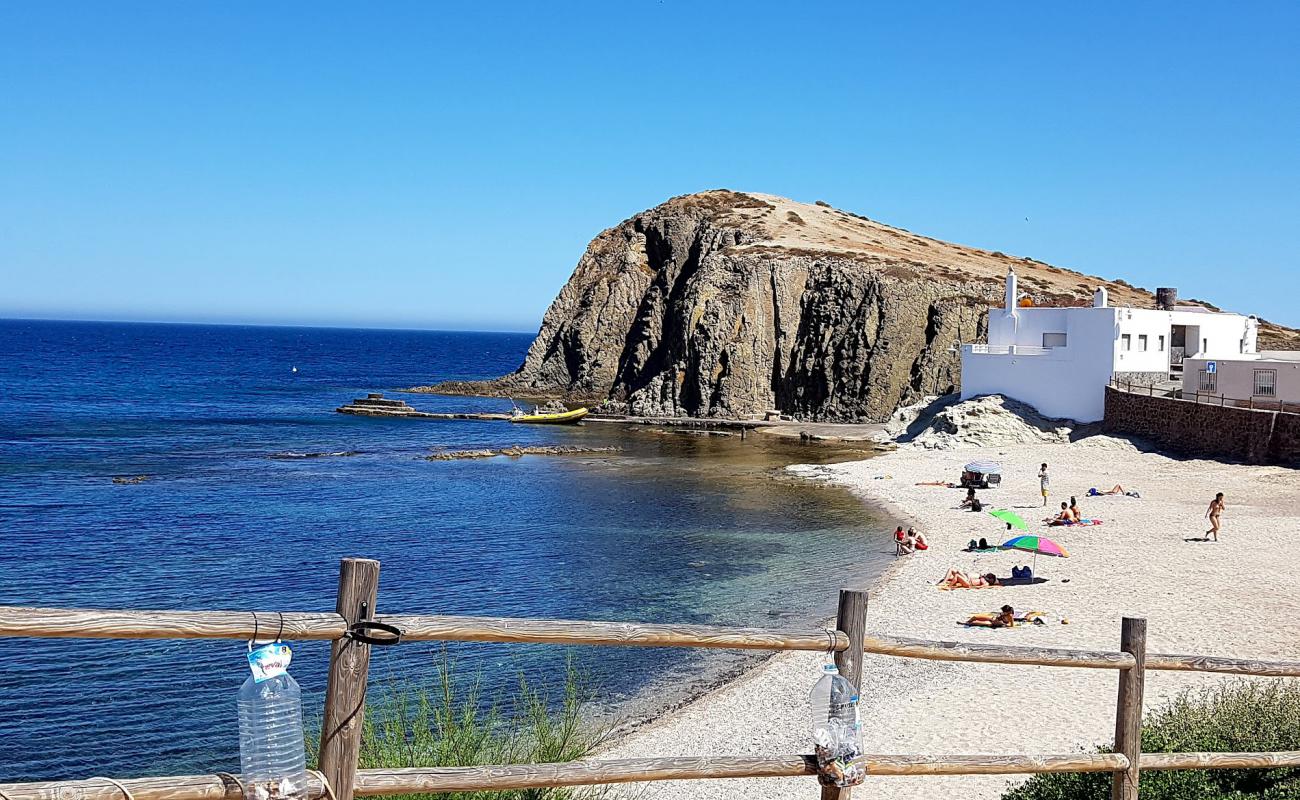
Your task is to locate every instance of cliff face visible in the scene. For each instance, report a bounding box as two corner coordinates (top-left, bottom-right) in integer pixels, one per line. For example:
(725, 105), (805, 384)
(428, 190), (1274, 422)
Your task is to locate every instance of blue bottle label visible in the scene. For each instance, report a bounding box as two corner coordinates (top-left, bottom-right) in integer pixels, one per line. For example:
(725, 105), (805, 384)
(248, 643), (293, 683)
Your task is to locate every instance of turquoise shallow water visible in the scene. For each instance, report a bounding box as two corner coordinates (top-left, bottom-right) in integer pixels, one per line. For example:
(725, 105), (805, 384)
(0, 319), (889, 781)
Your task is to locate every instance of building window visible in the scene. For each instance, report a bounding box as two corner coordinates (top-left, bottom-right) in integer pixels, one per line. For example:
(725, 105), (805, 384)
(1138, 334), (1148, 352)
(1042, 332), (1067, 348)
(1254, 369), (1277, 397)
(1121, 334), (1131, 351)
(1199, 369), (1217, 393)
(1158, 335), (1166, 352)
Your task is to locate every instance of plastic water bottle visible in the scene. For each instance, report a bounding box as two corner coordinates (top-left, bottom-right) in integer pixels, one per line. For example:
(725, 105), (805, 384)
(237, 651), (309, 800)
(809, 663), (865, 787)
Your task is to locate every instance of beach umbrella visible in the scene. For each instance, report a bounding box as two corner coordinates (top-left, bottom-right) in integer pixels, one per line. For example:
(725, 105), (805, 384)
(1001, 534), (1070, 573)
(988, 509), (1030, 531)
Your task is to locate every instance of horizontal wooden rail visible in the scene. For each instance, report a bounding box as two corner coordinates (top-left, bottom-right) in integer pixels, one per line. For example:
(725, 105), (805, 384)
(0, 607), (346, 641)
(0, 773), (328, 800)
(8, 751), (1300, 800)
(1141, 751), (1300, 770)
(384, 613), (851, 651)
(4, 607), (1300, 678)
(1145, 652), (1300, 678)
(0, 754), (1128, 800)
(864, 632), (1136, 670)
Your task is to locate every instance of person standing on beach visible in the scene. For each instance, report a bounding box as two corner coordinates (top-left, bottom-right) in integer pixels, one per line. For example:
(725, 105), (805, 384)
(1205, 492), (1226, 541)
(1038, 463), (1050, 507)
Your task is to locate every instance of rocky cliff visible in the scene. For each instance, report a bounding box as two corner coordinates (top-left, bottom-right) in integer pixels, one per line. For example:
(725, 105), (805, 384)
(422, 190), (1296, 422)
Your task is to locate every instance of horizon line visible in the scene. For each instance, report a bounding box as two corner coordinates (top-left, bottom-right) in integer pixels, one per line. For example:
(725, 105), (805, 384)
(0, 314), (538, 336)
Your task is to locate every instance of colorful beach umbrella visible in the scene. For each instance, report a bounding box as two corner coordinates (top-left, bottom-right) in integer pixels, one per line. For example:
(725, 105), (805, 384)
(1001, 533), (1070, 574)
(987, 509), (1030, 531)
(1001, 535), (1070, 558)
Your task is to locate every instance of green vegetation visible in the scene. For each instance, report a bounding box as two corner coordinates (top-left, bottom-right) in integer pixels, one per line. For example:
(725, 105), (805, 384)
(346, 656), (610, 800)
(1004, 680), (1300, 800)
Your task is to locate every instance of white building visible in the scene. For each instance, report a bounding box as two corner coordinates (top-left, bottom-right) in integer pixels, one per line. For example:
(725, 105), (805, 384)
(960, 269), (1259, 422)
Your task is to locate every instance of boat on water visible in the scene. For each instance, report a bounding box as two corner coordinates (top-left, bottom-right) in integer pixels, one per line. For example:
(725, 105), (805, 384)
(509, 406), (589, 425)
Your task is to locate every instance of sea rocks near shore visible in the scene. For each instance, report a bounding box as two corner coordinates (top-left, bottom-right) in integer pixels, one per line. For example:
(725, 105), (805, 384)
(426, 445), (620, 461)
(110, 475), (150, 484)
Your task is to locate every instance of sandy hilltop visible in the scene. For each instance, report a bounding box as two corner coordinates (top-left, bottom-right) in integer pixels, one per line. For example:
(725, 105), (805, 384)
(601, 400), (1300, 799)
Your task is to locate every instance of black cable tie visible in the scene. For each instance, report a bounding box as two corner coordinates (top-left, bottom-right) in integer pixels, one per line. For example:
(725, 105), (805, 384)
(347, 620), (403, 646)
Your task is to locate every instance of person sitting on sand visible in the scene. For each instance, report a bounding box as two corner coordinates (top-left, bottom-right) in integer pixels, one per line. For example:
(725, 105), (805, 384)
(1047, 502), (1073, 525)
(908, 527), (929, 551)
(894, 526), (913, 555)
(960, 487), (977, 508)
(1068, 496), (1082, 523)
(940, 569), (998, 588)
(993, 604), (1015, 628)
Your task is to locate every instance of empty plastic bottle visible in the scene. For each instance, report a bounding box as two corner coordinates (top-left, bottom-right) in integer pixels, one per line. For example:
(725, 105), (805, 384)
(809, 663), (865, 787)
(237, 665), (309, 800)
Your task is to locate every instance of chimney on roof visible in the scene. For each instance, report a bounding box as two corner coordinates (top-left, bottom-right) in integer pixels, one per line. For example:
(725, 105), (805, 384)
(1093, 287), (1109, 308)
(1156, 287), (1178, 310)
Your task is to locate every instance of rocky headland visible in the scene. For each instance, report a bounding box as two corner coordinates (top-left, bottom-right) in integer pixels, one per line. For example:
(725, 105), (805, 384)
(416, 190), (1298, 422)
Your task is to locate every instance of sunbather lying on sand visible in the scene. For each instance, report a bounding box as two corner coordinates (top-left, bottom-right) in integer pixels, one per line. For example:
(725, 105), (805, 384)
(964, 606), (1047, 628)
(1088, 485), (1140, 497)
(939, 569), (999, 588)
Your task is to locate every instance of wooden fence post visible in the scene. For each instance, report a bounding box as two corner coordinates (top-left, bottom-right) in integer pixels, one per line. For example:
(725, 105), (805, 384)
(822, 589), (868, 800)
(1112, 617), (1147, 800)
(319, 558), (381, 800)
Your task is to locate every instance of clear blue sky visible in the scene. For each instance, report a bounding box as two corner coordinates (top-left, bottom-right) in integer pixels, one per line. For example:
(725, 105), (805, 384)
(3, 2), (1297, 331)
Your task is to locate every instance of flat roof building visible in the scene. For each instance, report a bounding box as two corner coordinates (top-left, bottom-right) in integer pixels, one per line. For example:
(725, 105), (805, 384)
(960, 269), (1259, 422)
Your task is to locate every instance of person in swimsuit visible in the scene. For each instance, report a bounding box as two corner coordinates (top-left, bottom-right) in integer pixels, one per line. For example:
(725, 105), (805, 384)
(894, 526), (913, 554)
(1048, 502), (1072, 525)
(1068, 496), (1082, 523)
(1039, 463), (1050, 507)
(1205, 492), (1226, 541)
(940, 569), (998, 588)
(908, 527), (929, 550)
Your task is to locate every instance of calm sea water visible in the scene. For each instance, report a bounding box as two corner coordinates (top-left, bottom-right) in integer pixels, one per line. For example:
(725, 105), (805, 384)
(0, 319), (887, 782)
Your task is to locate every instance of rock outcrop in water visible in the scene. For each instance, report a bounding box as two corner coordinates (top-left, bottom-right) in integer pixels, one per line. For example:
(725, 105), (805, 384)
(421, 191), (1296, 422)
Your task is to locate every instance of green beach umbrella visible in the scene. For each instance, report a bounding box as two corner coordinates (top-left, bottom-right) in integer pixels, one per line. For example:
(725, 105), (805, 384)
(988, 509), (1030, 531)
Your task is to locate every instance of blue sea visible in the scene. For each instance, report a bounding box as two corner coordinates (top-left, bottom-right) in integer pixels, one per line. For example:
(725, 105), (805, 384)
(0, 319), (887, 782)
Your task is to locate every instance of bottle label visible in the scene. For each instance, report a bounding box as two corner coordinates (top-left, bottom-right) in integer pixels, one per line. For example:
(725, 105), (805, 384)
(248, 643), (293, 683)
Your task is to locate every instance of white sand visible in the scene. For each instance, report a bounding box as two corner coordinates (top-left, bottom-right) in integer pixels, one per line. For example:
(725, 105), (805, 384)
(602, 436), (1300, 798)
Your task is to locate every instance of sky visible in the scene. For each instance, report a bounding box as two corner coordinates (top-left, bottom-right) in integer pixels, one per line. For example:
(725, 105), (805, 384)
(2, 2), (1297, 332)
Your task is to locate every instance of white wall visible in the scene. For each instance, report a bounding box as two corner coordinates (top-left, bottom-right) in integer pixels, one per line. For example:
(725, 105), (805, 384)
(966, 285), (1259, 422)
(1112, 309), (1255, 375)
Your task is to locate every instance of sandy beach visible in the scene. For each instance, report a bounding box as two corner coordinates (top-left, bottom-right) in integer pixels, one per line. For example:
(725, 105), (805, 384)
(602, 433), (1300, 799)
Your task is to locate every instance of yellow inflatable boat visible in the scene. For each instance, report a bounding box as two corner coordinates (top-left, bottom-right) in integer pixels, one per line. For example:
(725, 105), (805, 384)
(508, 407), (589, 425)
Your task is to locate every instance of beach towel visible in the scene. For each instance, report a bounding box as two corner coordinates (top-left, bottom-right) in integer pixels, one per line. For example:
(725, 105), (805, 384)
(995, 576), (1049, 587)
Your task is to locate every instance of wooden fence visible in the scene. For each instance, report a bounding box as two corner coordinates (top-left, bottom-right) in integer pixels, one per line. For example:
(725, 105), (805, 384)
(3, 558), (1300, 800)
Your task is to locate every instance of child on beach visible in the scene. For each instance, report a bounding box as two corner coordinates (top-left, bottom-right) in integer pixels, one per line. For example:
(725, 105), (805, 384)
(1205, 492), (1226, 541)
(1038, 463), (1050, 506)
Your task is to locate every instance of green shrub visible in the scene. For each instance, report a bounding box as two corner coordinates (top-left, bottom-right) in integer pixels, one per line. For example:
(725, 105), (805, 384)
(340, 655), (611, 800)
(1004, 680), (1300, 800)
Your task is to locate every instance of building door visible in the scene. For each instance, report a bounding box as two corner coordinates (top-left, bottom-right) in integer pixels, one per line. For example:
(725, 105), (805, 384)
(1170, 325), (1186, 375)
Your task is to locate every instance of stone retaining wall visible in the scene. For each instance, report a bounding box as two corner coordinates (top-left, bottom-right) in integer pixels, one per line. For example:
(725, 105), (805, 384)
(1102, 387), (1300, 466)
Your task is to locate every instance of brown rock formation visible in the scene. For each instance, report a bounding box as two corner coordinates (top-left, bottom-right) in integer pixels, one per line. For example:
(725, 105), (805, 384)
(419, 190), (1291, 421)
